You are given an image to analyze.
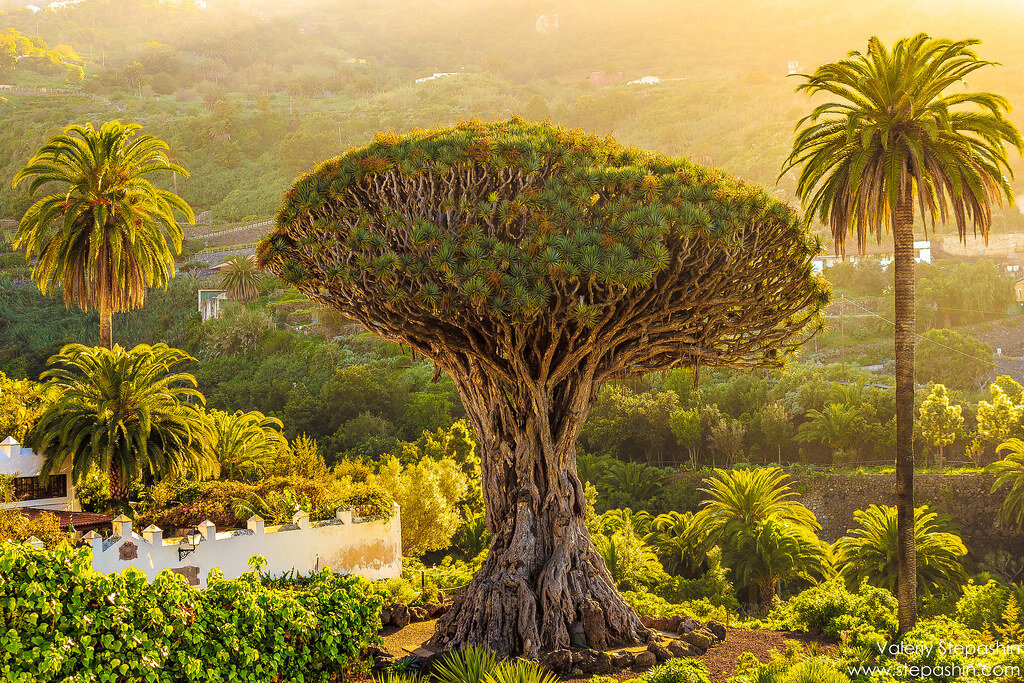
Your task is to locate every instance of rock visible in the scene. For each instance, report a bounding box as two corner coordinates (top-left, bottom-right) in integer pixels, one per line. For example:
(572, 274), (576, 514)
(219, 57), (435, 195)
(409, 606), (428, 622)
(379, 605), (395, 626)
(422, 602), (446, 619)
(679, 629), (713, 653)
(580, 599), (608, 651)
(634, 651), (657, 669)
(667, 640), (692, 658)
(365, 645), (393, 667)
(675, 617), (699, 635)
(610, 651), (635, 669)
(391, 603), (411, 628)
(577, 649), (614, 674)
(706, 620), (727, 642)
(640, 615), (681, 633)
(647, 641), (672, 662)
(539, 649), (574, 675)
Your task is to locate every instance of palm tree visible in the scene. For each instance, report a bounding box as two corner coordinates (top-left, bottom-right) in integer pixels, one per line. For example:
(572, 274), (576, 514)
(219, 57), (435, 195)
(696, 467), (824, 607)
(24, 343), (212, 505)
(726, 514), (833, 612)
(697, 467), (820, 536)
(646, 510), (708, 578)
(782, 34), (1022, 632)
(12, 121), (194, 349)
(220, 254), (262, 303)
(833, 504), (967, 602)
(207, 409), (286, 482)
(988, 438), (1024, 531)
(795, 402), (861, 461)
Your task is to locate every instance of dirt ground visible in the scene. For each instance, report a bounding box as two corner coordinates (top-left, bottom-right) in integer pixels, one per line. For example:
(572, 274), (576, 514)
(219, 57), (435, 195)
(379, 622), (836, 682)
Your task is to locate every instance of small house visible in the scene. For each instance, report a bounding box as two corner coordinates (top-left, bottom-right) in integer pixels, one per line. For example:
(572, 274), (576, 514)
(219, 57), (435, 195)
(1, 436), (79, 512)
(198, 289), (227, 321)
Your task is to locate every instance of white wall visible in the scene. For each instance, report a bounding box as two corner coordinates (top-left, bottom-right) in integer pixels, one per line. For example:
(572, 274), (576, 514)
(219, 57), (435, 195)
(89, 505), (402, 586)
(0, 436), (79, 511)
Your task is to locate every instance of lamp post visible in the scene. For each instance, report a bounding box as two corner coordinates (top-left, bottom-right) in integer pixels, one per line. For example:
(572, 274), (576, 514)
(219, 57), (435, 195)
(178, 526), (202, 561)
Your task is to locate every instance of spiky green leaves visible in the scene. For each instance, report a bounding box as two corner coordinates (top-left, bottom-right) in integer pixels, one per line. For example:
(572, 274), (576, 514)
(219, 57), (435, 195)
(260, 119), (827, 375)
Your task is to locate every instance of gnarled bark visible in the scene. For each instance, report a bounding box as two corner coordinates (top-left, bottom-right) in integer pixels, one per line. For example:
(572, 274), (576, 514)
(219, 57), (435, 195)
(428, 364), (648, 658)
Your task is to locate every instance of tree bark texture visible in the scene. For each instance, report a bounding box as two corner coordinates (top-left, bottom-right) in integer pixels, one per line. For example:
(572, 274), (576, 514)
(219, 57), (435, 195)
(893, 194), (918, 633)
(99, 299), (112, 350)
(108, 462), (128, 505)
(428, 364), (649, 658)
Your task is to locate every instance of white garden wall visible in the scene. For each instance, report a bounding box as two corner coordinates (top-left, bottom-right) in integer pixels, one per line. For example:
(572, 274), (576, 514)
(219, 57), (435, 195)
(88, 505), (402, 587)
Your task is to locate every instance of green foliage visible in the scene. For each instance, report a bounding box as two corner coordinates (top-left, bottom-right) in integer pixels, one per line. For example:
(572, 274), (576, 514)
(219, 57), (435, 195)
(646, 510), (707, 577)
(372, 456), (468, 556)
(219, 254), (262, 302)
(768, 577), (899, 640)
(0, 543), (382, 683)
(977, 384), (1022, 444)
(208, 409), (287, 482)
(0, 506), (70, 548)
(833, 505), (967, 602)
(12, 120), (193, 338)
(639, 658), (712, 683)
(433, 646), (498, 683)
(915, 329), (994, 392)
(988, 438), (1024, 530)
(918, 384), (963, 455)
(25, 343), (213, 503)
(0, 371), (53, 441)
(954, 580), (1011, 634)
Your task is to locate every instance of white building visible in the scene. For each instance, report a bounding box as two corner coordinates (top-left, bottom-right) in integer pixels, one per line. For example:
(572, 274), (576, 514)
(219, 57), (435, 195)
(812, 239), (932, 274)
(198, 289), (227, 321)
(0, 436), (79, 512)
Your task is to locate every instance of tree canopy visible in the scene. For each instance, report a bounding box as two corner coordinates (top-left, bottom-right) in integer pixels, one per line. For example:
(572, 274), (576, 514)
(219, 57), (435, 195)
(259, 119), (828, 385)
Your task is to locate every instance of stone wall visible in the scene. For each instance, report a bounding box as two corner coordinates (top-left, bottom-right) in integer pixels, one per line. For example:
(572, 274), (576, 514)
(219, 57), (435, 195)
(792, 472), (1024, 560)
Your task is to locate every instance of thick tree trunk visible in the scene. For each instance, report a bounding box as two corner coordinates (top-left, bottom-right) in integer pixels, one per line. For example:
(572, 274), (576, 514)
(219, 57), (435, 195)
(758, 580), (777, 613)
(893, 195), (918, 633)
(429, 369), (649, 658)
(99, 299), (112, 350)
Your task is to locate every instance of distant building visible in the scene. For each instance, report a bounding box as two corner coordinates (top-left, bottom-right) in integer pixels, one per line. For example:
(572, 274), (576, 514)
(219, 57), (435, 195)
(198, 289), (227, 321)
(415, 72), (462, 84)
(588, 71), (623, 86)
(787, 60), (800, 75)
(535, 13), (559, 34)
(1016, 276), (1024, 303)
(812, 240), (932, 273)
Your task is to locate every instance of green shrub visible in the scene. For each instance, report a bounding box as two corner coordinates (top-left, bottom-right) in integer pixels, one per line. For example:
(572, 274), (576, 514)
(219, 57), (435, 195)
(768, 577), (898, 640)
(621, 590), (730, 621)
(954, 579), (1011, 634)
(640, 658), (712, 683)
(0, 544), (382, 683)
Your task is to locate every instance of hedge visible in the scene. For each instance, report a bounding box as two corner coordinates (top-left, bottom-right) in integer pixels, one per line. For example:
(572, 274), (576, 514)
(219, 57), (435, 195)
(0, 544), (383, 683)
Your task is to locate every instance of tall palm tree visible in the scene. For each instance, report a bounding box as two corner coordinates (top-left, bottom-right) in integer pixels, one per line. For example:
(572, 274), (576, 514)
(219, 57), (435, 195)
(781, 34), (1022, 632)
(220, 254), (262, 303)
(833, 504), (967, 602)
(207, 409), (286, 482)
(24, 343), (212, 505)
(12, 121), (193, 349)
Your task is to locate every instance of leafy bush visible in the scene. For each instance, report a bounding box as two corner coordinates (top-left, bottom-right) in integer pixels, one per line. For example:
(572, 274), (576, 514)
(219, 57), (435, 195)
(0, 508), (69, 548)
(620, 590), (730, 621)
(0, 544), (382, 683)
(639, 658), (713, 683)
(954, 579), (1010, 634)
(768, 577), (898, 640)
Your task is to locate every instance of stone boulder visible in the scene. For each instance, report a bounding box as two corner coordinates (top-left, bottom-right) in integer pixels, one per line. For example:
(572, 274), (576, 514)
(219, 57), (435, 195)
(647, 641), (672, 662)
(706, 620), (727, 642)
(539, 649), (574, 675)
(611, 651), (635, 669)
(634, 651), (657, 669)
(679, 629), (713, 653)
(391, 603), (411, 628)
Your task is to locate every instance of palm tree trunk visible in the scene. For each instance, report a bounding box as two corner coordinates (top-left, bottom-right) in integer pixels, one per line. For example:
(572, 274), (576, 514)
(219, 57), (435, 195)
(99, 299), (112, 350)
(893, 193), (918, 633)
(108, 462), (129, 506)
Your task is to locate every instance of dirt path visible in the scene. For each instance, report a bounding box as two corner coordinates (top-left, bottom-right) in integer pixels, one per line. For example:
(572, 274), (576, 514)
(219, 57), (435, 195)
(379, 622), (835, 682)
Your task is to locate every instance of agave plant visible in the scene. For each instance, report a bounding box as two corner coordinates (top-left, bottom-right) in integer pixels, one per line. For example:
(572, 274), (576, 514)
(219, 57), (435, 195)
(432, 646), (498, 683)
(988, 438), (1024, 531)
(834, 504), (967, 599)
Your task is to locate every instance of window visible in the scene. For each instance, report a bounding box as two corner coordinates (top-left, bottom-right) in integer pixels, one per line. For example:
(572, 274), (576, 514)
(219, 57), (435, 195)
(12, 474), (67, 502)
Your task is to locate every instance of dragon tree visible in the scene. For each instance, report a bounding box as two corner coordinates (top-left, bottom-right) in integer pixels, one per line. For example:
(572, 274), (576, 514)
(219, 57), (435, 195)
(258, 119), (828, 658)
